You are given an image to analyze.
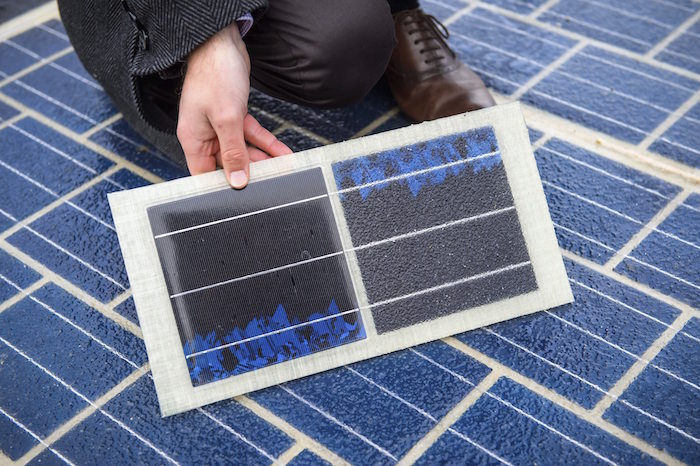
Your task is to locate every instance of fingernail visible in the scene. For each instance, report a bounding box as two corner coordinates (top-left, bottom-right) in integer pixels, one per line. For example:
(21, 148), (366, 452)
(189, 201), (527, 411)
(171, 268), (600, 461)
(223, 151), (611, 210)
(229, 170), (248, 188)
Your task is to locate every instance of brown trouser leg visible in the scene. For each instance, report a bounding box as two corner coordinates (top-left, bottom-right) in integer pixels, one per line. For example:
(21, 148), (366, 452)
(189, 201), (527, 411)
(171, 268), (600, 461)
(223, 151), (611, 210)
(244, 0), (397, 108)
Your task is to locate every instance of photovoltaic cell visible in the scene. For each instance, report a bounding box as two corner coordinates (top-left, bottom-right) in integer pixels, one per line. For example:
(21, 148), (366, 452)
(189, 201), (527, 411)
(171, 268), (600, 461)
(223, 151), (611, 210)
(332, 129), (537, 332)
(148, 168), (364, 386)
(110, 103), (572, 415)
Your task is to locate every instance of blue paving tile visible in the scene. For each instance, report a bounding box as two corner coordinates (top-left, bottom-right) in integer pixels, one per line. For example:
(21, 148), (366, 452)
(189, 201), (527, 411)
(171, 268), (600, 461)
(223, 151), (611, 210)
(534, 138), (680, 263)
(276, 128), (324, 152)
(0, 284), (140, 400)
(604, 321), (700, 463)
(0, 118), (113, 194)
(615, 195), (699, 307)
(33, 283), (146, 365)
(30, 408), (165, 466)
(0, 162), (56, 228)
(288, 450), (331, 466)
(2, 53), (117, 132)
(250, 367), (437, 464)
(656, 26), (700, 75)
(558, 52), (692, 112)
(203, 399), (294, 458)
(528, 127), (543, 143)
(0, 99), (18, 120)
(0, 23), (70, 77)
(448, 8), (577, 94)
(422, 0), (462, 20)
(7, 21), (70, 57)
(538, 0), (687, 53)
(649, 102), (700, 168)
(422, 377), (660, 465)
(0, 412), (38, 461)
(102, 376), (283, 464)
(114, 297), (139, 325)
(89, 119), (187, 181)
(0, 340), (87, 459)
(616, 237), (700, 308)
(482, 0), (548, 14)
(0, 249), (40, 301)
(524, 46), (699, 144)
(247, 107), (283, 133)
(369, 114), (411, 135)
(458, 259), (679, 408)
(69, 169), (150, 227)
(684, 316), (700, 339)
(7, 204), (128, 303)
(349, 340), (491, 420)
(248, 82), (396, 142)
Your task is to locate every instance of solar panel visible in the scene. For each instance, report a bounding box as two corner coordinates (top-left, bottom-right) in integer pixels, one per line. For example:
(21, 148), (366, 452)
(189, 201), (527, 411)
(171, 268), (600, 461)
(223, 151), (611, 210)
(109, 103), (573, 416)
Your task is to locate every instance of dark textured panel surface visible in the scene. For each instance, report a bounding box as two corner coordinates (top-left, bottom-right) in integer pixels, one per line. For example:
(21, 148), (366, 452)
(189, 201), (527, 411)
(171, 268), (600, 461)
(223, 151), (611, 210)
(148, 168), (364, 385)
(154, 196), (340, 295)
(172, 255), (358, 349)
(148, 168), (327, 235)
(372, 265), (537, 334)
(358, 208), (530, 302)
(332, 128), (536, 333)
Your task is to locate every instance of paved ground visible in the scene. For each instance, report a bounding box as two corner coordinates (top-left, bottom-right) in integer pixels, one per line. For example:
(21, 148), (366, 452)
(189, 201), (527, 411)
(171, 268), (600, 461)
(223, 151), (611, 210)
(0, 0), (698, 464)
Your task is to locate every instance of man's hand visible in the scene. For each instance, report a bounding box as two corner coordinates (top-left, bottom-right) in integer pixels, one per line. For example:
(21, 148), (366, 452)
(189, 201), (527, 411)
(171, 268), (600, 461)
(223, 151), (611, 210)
(177, 24), (292, 188)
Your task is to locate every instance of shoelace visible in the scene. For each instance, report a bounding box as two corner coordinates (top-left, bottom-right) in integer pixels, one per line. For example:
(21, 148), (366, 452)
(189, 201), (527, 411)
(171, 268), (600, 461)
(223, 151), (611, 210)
(403, 11), (456, 65)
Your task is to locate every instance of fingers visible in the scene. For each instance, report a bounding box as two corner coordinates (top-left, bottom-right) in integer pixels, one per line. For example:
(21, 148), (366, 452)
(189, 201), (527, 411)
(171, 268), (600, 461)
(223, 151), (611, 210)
(213, 111), (250, 189)
(243, 114), (293, 157)
(177, 112), (218, 176)
(247, 144), (273, 162)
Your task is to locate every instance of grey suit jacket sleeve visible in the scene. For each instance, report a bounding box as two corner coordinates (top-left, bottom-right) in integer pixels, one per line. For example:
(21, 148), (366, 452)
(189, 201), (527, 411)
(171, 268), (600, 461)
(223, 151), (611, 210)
(57, 0), (267, 163)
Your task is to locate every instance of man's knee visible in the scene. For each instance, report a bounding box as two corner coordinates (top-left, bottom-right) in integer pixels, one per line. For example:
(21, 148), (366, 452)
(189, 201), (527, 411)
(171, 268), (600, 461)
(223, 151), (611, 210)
(299, 2), (396, 107)
(310, 14), (396, 107)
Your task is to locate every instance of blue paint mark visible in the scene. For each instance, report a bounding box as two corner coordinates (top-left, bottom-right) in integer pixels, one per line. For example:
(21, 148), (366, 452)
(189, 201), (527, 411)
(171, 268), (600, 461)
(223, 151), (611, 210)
(333, 128), (499, 199)
(186, 300), (365, 385)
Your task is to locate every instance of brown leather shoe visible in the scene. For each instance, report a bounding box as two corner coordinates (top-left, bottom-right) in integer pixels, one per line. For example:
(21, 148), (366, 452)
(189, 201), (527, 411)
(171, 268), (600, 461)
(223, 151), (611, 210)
(386, 9), (496, 122)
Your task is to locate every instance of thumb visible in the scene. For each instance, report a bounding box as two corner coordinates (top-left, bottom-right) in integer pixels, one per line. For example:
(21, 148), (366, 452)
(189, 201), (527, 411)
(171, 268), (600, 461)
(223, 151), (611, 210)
(215, 114), (250, 189)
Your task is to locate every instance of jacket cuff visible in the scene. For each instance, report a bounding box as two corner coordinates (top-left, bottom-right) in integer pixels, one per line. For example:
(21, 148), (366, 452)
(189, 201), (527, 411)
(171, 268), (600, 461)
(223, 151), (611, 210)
(124, 0), (267, 76)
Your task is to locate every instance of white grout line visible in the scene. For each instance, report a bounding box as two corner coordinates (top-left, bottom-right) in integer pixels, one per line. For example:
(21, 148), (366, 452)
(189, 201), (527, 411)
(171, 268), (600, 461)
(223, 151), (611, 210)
(0, 406), (76, 466)
(0, 336), (178, 465)
(279, 385), (399, 461)
(481, 328), (700, 443)
(345, 366), (513, 465)
(410, 349), (618, 465)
